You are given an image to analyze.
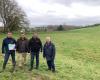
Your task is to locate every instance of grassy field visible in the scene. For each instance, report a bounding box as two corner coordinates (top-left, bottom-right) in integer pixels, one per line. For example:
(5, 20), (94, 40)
(0, 26), (100, 80)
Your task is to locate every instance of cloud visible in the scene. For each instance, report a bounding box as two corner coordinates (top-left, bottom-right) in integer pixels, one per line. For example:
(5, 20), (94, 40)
(46, 0), (100, 6)
(16, 0), (100, 26)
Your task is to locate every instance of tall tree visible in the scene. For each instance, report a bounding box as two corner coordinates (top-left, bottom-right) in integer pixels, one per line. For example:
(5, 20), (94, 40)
(0, 0), (29, 32)
(57, 25), (64, 31)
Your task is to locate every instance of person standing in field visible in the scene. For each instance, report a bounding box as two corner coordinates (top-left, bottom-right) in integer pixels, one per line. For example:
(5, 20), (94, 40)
(43, 37), (56, 72)
(1, 32), (16, 73)
(29, 33), (42, 71)
(16, 32), (29, 68)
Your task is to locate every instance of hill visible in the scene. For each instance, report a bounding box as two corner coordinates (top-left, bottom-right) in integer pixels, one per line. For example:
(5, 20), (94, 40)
(0, 26), (100, 80)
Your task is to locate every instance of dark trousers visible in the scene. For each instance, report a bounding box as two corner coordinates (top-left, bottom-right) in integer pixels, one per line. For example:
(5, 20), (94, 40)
(30, 52), (39, 69)
(47, 60), (55, 71)
(3, 52), (16, 70)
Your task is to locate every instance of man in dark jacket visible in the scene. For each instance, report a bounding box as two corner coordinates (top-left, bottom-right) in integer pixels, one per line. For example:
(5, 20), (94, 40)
(43, 37), (56, 72)
(29, 33), (42, 71)
(16, 32), (29, 67)
(1, 32), (16, 72)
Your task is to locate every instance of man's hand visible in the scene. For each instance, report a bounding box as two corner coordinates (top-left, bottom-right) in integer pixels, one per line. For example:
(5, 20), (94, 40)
(28, 51), (30, 53)
(40, 49), (42, 52)
(40, 51), (42, 53)
(43, 55), (45, 59)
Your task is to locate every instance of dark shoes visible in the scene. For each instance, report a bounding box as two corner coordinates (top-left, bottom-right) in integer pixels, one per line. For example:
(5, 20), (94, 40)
(10, 67), (16, 73)
(29, 68), (33, 71)
(47, 68), (55, 73)
(0, 69), (4, 73)
(47, 68), (51, 71)
(46, 68), (56, 73)
(52, 69), (56, 73)
(29, 66), (39, 71)
(35, 66), (39, 70)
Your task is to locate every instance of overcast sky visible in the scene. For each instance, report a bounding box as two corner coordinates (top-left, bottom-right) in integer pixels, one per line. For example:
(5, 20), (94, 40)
(16, 0), (100, 26)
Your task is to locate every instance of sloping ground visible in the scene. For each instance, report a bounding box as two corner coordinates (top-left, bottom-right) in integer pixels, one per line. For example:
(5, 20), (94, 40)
(0, 26), (100, 80)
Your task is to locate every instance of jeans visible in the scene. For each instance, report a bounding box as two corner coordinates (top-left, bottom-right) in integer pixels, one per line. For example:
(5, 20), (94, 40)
(30, 52), (39, 69)
(47, 60), (55, 71)
(3, 52), (16, 69)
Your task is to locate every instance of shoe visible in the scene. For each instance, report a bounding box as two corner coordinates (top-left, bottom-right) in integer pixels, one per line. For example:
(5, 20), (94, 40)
(35, 67), (39, 70)
(10, 67), (15, 73)
(52, 69), (56, 73)
(29, 68), (33, 71)
(46, 68), (51, 71)
(0, 69), (4, 73)
(19, 66), (23, 69)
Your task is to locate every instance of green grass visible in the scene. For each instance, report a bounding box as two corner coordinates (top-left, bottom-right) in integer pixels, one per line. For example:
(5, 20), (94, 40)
(0, 26), (100, 80)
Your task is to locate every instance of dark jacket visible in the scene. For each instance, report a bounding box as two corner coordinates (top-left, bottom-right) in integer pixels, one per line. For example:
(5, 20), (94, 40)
(43, 42), (56, 61)
(16, 37), (29, 53)
(29, 37), (42, 52)
(2, 37), (16, 54)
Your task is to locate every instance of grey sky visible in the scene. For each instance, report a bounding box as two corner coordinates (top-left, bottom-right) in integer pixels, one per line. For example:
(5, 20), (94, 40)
(16, 0), (100, 26)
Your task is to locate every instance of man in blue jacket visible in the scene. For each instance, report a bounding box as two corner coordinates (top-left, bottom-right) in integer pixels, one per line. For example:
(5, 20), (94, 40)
(43, 37), (56, 72)
(1, 32), (16, 72)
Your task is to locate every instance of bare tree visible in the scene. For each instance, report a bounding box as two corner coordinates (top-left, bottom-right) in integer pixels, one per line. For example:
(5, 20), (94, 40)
(0, 0), (29, 32)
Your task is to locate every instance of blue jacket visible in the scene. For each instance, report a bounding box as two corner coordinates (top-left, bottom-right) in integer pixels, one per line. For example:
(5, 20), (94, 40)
(2, 37), (16, 54)
(43, 42), (56, 61)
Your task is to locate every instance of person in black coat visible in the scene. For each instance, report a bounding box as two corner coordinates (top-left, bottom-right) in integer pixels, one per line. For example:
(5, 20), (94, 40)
(1, 32), (16, 72)
(29, 33), (42, 71)
(43, 37), (56, 72)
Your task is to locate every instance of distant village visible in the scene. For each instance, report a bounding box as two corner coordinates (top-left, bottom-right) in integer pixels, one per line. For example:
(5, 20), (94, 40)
(27, 25), (81, 32)
(0, 23), (100, 32)
(0, 24), (80, 32)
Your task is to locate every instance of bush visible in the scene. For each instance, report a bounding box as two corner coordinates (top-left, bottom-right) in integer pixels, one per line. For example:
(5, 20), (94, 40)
(57, 25), (64, 31)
